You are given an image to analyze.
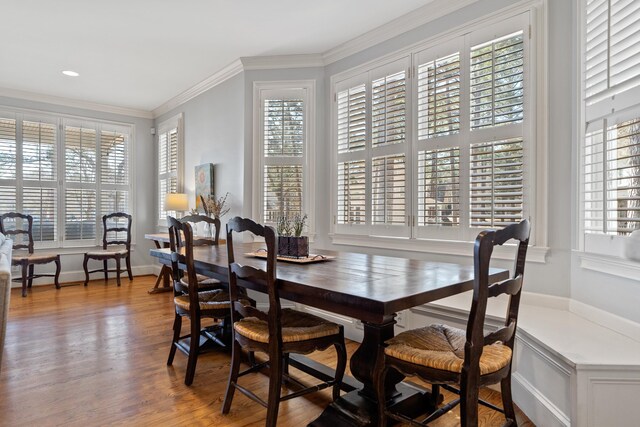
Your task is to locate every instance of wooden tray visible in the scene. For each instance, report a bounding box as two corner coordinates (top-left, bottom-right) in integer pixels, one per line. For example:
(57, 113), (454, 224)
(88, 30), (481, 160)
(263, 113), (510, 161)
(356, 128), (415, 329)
(244, 251), (335, 264)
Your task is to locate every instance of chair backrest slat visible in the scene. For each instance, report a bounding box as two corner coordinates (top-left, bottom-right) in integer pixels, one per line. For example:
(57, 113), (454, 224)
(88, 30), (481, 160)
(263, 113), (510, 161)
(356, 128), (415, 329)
(483, 320), (517, 346)
(102, 213), (132, 250)
(180, 214), (221, 246)
(0, 212), (34, 254)
(487, 275), (523, 298)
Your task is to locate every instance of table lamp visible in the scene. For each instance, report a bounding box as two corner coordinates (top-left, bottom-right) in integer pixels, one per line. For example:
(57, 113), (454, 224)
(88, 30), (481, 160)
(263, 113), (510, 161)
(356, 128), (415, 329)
(165, 193), (188, 218)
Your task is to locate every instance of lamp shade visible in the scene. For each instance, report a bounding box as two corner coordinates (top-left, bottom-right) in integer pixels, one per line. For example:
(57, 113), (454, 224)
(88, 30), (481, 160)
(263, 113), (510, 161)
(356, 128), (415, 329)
(165, 193), (188, 212)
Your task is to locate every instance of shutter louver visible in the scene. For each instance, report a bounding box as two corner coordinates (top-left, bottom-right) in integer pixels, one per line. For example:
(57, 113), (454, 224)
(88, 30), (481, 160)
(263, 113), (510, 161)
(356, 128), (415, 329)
(337, 85), (366, 153)
(23, 121), (56, 182)
(0, 187), (16, 213)
(263, 166), (303, 223)
(101, 190), (129, 239)
(337, 161), (366, 224)
(418, 53), (461, 139)
(158, 127), (179, 222)
(65, 189), (96, 240)
(470, 31), (524, 129)
(585, 0), (609, 99)
(264, 99), (304, 157)
(610, 0), (640, 89)
(418, 148), (460, 226)
(371, 155), (406, 224)
(23, 187), (56, 241)
(372, 71), (406, 147)
(0, 119), (16, 180)
(470, 138), (524, 227)
(100, 131), (128, 185)
(584, 127), (605, 233)
(65, 126), (96, 183)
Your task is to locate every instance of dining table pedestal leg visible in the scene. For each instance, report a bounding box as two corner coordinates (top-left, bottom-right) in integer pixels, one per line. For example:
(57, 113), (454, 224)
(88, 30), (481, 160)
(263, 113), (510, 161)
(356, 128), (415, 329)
(308, 315), (434, 427)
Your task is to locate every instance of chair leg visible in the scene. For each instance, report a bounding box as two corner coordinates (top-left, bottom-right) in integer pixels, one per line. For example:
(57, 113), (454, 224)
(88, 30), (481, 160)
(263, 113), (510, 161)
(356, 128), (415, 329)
(27, 264), (34, 288)
(115, 257), (121, 287)
(184, 317), (200, 386)
(21, 261), (28, 297)
(501, 374), (517, 425)
(126, 254), (133, 280)
(431, 384), (441, 408)
(167, 314), (182, 365)
(332, 339), (347, 401)
(222, 340), (242, 414)
(283, 353), (290, 375)
(103, 260), (108, 281)
(83, 255), (90, 286)
(54, 256), (61, 289)
(265, 350), (283, 427)
(460, 378), (480, 427)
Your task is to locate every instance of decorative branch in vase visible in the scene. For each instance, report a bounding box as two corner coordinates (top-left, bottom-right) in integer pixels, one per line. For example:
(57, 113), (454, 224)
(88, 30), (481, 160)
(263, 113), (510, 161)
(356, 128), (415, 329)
(199, 192), (230, 219)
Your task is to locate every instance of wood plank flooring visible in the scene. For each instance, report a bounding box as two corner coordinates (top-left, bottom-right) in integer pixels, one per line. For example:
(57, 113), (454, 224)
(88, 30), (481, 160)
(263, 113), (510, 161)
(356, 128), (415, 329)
(0, 276), (534, 426)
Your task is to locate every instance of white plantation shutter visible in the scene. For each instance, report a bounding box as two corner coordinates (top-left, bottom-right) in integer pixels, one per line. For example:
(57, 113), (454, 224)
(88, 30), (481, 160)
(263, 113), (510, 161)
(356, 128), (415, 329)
(256, 85), (311, 228)
(581, 0), (640, 253)
(585, 0), (640, 104)
(372, 71), (406, 147)
(100, 130), (128, 185)
(0, 187), (16, 214)
(470, 139), (524, 227)
(23, 121), (56, 182)
(0, 118), (16, 180)
(23, 187), (56, 241)
(470, 31), (524, 129)
(157, 121), (181, 223)
(65, 189), (96, 240)
(418, 52), (461, 139)
(337, 85), (367, 153)
(65, 126), (96, 183)
(418, 148), (460, 226)
(371, 155), (406, 225)
(337, 160), (366, 225)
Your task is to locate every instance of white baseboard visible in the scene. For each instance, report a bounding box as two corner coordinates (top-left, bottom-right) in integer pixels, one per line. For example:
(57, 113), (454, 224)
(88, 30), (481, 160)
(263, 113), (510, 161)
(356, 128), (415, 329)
(512, 371), (570, 427)
(10, 265), (158, 288)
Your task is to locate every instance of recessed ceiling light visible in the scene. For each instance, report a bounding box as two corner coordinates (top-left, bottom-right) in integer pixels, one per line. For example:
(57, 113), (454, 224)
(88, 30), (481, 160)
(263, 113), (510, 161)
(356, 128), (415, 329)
(62, 70), (79, 77)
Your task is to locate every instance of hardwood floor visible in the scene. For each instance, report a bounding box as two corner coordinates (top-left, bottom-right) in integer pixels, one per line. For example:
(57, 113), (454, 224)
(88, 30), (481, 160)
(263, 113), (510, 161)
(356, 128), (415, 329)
(0, 276), (534, 426)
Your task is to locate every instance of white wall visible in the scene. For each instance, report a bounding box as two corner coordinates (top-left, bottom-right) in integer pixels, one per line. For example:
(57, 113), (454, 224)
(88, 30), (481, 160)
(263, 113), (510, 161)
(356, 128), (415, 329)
(0, 95), (157, 283)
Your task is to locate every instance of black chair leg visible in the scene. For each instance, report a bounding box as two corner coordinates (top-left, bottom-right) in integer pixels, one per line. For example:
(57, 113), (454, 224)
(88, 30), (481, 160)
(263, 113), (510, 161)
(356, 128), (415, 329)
(222, 340), (242, 414)
(184, 318), (200, 386)
(21, 261), (28, 297)
(167, 314), (182, 365)
(54, 256), (61, 289)
(83, 255), (90, 286)
(126, 255), (133, 280)
(265, 350), (283, 427)
(501, 374), (517, 425)
(27, 264), (34, 288)
(103, 260), (108, 281)
(115, 257), (121, 286)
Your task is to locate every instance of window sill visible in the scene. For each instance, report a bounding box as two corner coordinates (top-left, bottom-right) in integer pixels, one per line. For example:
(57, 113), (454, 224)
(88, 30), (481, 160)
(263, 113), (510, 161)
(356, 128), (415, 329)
(329, 233), (548, 263)
(577, 251), (640, 281)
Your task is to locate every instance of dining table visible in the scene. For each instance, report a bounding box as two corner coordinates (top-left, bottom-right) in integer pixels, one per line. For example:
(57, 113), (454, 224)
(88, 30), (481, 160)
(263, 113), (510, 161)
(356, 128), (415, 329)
(149, 241), (509, 426)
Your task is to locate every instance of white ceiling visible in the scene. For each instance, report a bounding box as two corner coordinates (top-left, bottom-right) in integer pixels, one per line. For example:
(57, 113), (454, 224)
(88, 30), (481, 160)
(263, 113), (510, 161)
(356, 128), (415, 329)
(0, 0), (436, 112)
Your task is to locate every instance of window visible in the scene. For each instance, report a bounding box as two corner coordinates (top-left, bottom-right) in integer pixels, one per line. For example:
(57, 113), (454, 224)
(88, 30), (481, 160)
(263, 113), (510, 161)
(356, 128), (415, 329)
(332, 12), (532, 243)
(0, 109), (133, 247)
(580, 0), (640, 255)
(253, 82), (315, 233)
(157, 114), (183, 225)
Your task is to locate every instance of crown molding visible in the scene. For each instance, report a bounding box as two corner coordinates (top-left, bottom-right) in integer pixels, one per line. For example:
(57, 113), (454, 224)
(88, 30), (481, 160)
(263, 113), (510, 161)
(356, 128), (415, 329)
(152, 59), (244, 118)
(0, 87), (153, 119)
(322, 0), (479, 65)
(240, 54), (325, 70)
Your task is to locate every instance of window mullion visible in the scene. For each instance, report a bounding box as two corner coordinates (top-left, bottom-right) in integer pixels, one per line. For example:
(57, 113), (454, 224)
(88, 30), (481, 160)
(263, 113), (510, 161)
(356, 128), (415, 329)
(15, 116), (23, 213)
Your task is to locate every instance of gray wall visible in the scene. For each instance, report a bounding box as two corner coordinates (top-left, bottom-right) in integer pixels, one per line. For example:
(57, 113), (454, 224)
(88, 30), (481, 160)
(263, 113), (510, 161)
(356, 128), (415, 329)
(0, 95), (156, 280)
(155, 73), (246, 221)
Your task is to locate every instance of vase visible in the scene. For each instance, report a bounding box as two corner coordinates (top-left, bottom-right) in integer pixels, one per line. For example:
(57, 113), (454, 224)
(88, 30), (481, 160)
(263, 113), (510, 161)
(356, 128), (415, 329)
(288, 236), (309, 258)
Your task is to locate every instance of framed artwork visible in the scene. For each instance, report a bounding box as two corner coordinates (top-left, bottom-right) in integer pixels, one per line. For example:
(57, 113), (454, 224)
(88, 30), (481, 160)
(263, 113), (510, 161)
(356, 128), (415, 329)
(195, 163), (214, 212)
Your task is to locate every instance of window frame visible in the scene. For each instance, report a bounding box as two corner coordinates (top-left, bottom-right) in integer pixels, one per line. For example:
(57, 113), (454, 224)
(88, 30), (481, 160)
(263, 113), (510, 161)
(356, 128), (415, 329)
(577, 0), (640, 258)
(329, 5), (546, 261)
(0, 106), (135, 249)
(252, 81), (316, 239)
(156, 113), (184, 227)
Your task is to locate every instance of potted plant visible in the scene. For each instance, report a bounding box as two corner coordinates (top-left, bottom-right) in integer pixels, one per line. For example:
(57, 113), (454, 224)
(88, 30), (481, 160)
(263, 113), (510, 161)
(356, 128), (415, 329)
(276, 214), (308, 258)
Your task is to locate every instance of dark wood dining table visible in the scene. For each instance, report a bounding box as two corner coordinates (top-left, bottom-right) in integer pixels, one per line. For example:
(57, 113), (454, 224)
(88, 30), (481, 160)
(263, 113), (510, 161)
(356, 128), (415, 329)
(149, 242), (509, 426)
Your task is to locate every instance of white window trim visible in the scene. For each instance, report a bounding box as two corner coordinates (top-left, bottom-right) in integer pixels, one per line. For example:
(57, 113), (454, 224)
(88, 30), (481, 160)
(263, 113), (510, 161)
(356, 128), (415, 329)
(575, 0), (640, 274)
(252, 80), (316, 239)
(0, 105), (136, 249)
(328, 0), (549, 261)
(156, 113), (184, 228)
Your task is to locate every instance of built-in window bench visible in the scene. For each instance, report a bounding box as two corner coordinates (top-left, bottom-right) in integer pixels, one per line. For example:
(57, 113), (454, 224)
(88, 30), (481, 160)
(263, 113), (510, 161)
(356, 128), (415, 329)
(406, 293), (640, 427)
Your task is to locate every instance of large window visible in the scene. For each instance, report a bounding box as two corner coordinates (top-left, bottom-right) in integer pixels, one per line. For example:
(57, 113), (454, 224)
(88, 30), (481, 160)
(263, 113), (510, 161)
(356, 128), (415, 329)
(580, 0), (640, 255)
(253, 82), (315, 232)
(0, 109), (133, 247)
(157, 114), (183, 225)
(332, 12), (532, 243)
